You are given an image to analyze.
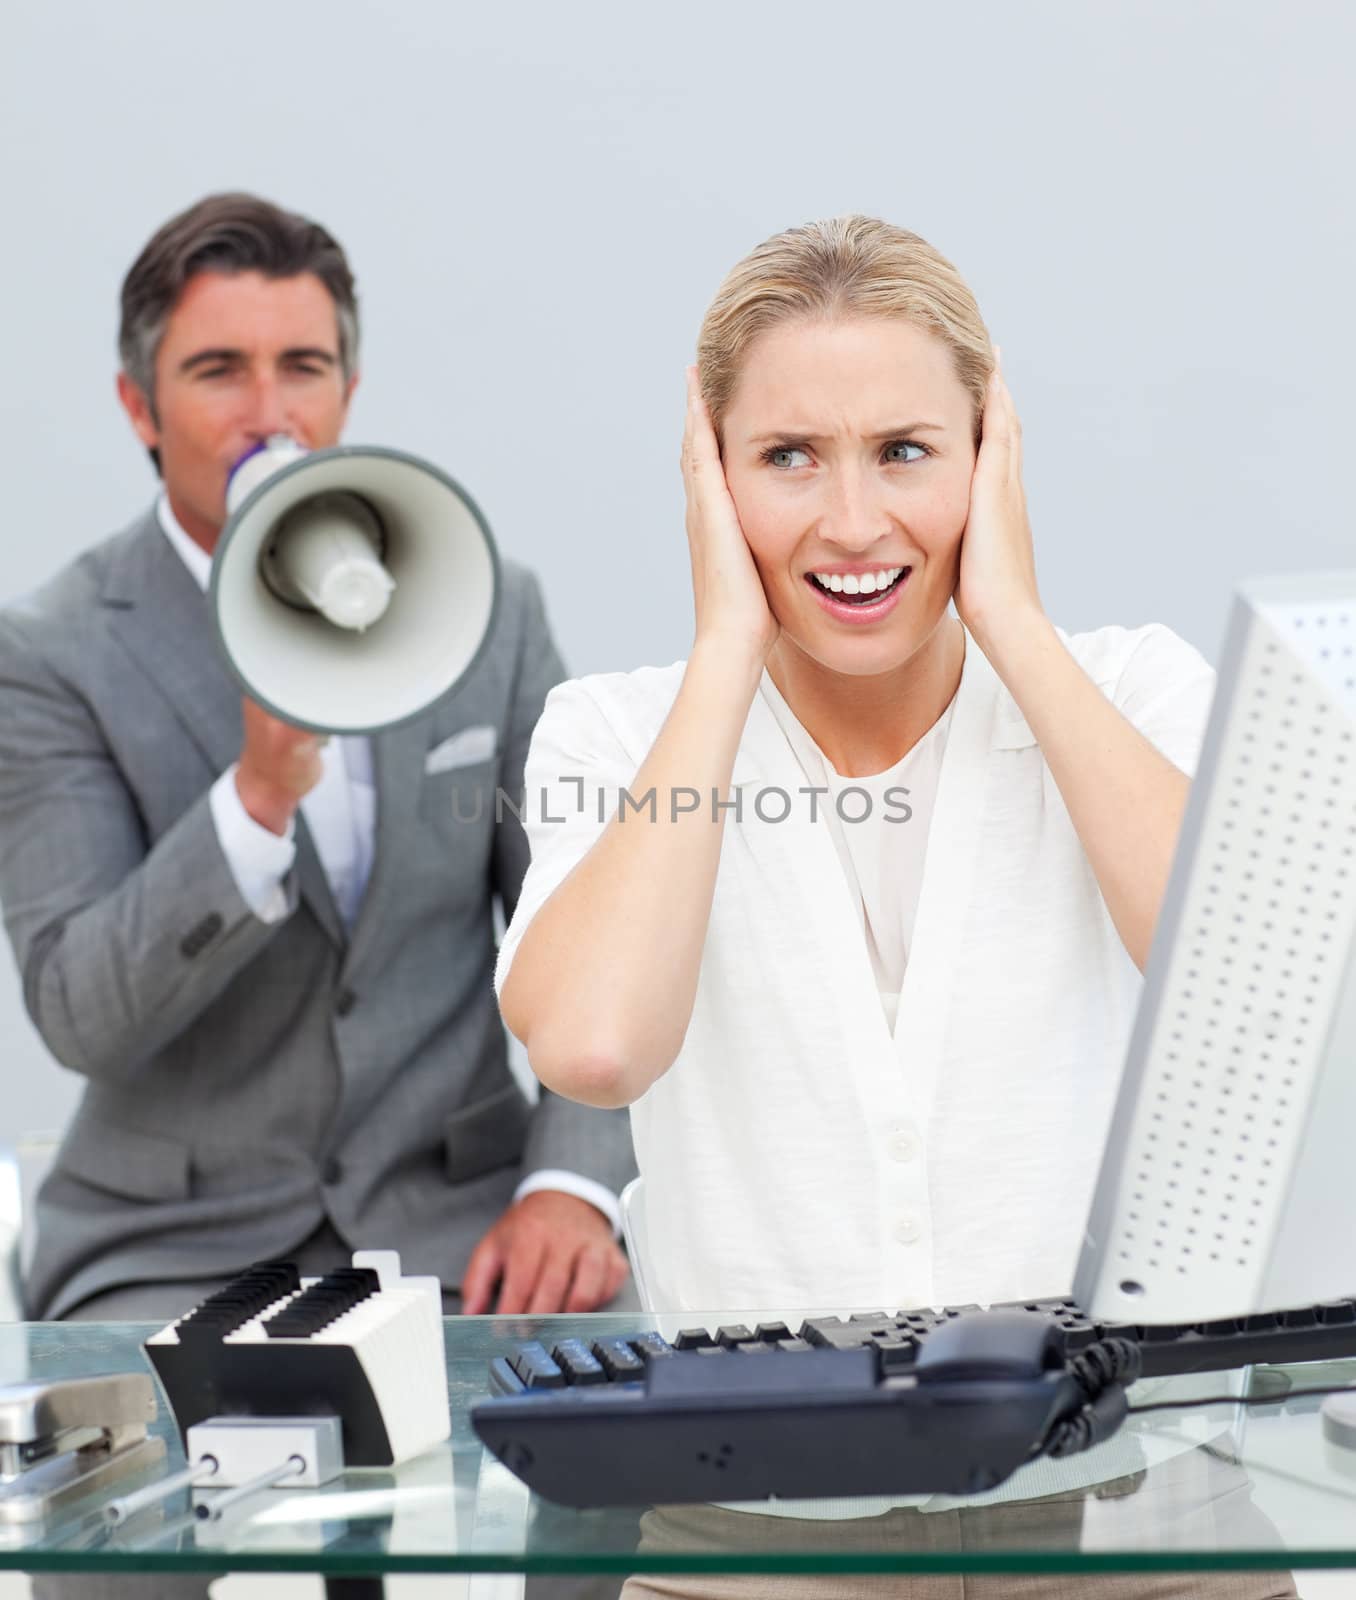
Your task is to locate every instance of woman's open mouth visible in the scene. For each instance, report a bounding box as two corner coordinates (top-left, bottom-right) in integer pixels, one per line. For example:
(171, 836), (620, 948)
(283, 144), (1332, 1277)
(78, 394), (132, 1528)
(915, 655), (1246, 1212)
(803, 566), (911, 622)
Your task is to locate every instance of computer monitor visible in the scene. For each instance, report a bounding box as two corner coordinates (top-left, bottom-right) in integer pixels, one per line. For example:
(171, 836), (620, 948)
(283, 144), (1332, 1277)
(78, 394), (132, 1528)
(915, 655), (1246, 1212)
(1074, 571), (1356, 1327)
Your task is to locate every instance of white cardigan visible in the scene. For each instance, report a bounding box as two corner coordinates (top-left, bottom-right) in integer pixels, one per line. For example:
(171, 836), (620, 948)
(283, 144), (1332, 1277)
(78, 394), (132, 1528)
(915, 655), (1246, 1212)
(496, 620), (1217, 1315)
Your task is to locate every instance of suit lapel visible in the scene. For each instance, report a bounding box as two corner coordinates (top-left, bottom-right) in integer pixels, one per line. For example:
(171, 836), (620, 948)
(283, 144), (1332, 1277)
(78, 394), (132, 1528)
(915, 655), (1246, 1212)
(102, 511), (346, 950)
(339, 715), (429, 980)
(102, 514), (242, 775)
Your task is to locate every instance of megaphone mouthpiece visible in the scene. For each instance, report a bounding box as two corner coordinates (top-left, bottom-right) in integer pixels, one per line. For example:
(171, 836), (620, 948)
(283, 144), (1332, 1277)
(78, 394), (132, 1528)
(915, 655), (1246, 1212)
(226, 434), (308, 516)
(264, 492), (396, 631)
(310, 556), (396, 631)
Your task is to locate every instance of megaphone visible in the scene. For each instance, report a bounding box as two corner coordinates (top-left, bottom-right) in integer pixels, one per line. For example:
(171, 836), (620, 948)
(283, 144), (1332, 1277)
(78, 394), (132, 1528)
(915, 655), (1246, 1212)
(210, 435), (499, 734)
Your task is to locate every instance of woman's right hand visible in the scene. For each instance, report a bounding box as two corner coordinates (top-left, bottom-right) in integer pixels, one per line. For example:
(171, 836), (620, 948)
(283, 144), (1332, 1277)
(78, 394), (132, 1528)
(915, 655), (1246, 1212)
(682, 365), (780, 663)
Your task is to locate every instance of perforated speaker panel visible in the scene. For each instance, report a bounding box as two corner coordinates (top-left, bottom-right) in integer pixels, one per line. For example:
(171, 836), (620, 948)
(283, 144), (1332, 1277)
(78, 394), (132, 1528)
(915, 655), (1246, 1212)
(1079, 579), (1356, 1322)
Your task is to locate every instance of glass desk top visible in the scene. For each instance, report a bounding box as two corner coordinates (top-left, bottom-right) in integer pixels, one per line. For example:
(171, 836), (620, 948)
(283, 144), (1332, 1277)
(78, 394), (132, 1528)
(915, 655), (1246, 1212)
(0, 1313), (1354, 1578)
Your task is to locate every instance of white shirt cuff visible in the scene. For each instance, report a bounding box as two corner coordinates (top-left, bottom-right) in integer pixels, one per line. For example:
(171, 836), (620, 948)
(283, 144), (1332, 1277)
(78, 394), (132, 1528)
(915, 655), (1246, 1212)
(512, 1170), (622, 1239)
(209, 766), (297, 924)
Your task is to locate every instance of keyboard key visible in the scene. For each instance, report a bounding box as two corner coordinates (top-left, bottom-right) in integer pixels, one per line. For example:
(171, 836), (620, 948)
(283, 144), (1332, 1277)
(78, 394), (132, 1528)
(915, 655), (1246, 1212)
(775, 1337), (813, 1353)
(628, 1333), (674, 1363)
(675, 1327), (718, 1350)
(875, 1337), (919, 1375)
(800, 1317), (853, 1349)
(716, 1324), (756, 1347)
(510, 1342), (566, 1390)
(487, 1355), (525, 1395)
(551, 1339), (607, 1385)
(1319, 1301), (1356, 1325)
(754, 1322), (792, 1344)
(592, 1337), (645, 1381)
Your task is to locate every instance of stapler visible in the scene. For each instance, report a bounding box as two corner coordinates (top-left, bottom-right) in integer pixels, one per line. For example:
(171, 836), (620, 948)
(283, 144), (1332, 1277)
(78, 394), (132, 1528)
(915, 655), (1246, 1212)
(0, 1374), (163, 1524)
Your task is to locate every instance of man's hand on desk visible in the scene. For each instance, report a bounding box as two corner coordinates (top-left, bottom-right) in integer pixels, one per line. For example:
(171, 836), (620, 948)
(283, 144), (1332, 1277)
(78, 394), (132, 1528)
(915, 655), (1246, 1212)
(461, 1191), (629, 1315)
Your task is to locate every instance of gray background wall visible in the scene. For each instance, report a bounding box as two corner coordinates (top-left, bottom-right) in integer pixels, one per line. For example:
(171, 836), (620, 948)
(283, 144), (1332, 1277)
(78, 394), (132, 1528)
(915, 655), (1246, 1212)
(2, 0), (1353, 1145)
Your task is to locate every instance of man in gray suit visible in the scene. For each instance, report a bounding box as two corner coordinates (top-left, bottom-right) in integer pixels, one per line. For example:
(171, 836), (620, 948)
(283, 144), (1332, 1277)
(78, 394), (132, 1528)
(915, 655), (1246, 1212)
(0, 192), (635, 1339)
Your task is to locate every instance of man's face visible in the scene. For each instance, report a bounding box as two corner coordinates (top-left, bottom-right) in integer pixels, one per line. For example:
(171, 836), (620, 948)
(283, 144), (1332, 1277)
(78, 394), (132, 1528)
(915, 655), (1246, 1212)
(117, 269), (357, 552)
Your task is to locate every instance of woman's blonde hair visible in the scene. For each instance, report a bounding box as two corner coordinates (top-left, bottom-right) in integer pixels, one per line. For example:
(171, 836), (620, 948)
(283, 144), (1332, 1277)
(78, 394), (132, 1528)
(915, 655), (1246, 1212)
(697, 215), (993, 443)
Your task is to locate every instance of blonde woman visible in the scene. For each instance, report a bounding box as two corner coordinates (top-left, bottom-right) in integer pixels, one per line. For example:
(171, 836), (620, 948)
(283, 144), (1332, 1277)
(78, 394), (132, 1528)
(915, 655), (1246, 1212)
(493, 217), (1294, 1599)
(495, 214), (1220, 1317)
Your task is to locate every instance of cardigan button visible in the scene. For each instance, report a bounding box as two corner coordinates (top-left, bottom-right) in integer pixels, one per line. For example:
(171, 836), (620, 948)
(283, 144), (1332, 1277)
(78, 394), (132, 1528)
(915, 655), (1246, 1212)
(890, 1132), (918, 1163)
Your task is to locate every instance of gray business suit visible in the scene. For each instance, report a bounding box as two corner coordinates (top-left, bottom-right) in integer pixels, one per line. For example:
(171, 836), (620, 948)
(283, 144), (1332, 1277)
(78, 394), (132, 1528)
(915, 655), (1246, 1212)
(0, 507), (635, 1320)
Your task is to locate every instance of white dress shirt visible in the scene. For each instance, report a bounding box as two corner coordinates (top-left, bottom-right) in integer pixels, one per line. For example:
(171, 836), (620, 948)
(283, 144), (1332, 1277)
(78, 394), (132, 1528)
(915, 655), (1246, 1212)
(160, 497), (619, 1233)
(496, 619), (1217, 1313)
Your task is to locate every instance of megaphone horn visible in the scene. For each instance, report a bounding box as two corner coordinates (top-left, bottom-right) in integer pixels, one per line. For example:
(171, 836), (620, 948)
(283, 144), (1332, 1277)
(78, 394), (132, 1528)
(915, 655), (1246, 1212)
(210, 435), (500, 735)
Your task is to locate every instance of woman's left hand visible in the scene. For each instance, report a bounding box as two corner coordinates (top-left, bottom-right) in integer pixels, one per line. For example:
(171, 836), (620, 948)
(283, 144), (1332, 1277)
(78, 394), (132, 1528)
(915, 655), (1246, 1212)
(953, 352), (1046, 654)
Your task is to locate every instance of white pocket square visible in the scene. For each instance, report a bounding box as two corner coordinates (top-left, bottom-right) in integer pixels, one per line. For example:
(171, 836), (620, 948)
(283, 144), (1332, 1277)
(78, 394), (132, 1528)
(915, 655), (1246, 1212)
(425, 725), (497, 773)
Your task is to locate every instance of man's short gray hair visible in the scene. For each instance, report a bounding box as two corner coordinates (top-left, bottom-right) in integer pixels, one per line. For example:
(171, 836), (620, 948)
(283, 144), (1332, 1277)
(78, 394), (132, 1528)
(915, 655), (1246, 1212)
(119, 191), (360, 413)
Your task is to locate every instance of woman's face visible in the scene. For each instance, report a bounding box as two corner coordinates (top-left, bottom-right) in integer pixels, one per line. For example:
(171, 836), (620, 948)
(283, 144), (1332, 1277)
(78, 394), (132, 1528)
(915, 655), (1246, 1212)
(720, 315), (977, 679)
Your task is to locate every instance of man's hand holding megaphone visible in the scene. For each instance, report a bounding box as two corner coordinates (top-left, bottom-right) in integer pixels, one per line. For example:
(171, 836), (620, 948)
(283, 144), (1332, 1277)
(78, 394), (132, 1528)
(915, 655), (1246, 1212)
(235, 697), (328, 835)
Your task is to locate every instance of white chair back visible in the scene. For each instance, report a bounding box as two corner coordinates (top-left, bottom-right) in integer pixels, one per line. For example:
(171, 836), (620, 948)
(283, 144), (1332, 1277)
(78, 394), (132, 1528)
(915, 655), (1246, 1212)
(15, 1130), (59, 1281)
(0, 1145), (23, 1320)
(618, 1175), (653, 1311)
(0, 1131), (61, 1320)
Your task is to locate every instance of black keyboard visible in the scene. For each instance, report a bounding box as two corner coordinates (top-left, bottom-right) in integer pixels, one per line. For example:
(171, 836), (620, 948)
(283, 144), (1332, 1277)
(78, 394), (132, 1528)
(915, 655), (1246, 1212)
(471, 1293), (1356, 1507)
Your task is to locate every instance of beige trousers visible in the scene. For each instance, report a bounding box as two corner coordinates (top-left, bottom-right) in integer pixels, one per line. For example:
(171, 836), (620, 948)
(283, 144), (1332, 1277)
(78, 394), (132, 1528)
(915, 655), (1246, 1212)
(619, 1439), (1298, 1600)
